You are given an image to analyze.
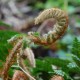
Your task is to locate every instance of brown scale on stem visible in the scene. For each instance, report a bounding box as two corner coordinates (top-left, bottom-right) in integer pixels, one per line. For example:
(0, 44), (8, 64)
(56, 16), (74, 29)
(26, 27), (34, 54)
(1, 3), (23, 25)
(28, 8), (68, 45)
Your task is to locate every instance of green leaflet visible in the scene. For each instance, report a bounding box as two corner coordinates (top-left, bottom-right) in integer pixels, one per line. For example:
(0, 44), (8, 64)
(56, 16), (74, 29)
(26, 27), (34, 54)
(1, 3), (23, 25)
(0, 30), (18, 61)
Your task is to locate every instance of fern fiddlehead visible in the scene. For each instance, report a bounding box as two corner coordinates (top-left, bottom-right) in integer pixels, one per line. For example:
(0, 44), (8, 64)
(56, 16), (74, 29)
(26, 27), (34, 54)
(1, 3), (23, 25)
(2, 8), (68, 80)
(28, 8), (68, 45)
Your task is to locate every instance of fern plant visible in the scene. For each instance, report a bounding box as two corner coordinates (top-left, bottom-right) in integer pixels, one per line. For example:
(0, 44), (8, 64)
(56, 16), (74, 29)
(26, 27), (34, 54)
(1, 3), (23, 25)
(1, 8), (80, 80)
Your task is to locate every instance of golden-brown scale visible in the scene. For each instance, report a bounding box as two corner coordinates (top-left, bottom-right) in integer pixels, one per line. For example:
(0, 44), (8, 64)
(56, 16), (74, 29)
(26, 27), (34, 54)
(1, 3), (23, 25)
(28, 8), (68, 45)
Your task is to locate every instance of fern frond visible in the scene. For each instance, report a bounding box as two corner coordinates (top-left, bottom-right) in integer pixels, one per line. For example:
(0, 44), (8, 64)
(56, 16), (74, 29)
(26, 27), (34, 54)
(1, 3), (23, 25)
(71, 38), (80, 58)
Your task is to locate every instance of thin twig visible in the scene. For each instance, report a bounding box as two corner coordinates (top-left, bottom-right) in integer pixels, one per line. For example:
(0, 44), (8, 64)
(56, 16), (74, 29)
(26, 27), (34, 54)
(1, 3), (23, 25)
(17, 52), (36, 80)
(12, 70), (28, 80)
(19, 66), (36, 80)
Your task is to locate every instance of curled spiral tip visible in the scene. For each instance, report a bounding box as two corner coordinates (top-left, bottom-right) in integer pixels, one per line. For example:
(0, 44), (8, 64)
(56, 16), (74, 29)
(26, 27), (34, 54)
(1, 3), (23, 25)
(35, 8), (68, 25)
(29, 8), (68, 45)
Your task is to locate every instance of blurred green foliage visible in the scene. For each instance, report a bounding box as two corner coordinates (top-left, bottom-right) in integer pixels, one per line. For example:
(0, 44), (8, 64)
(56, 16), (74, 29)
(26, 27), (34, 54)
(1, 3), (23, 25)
(0, 21), (11, 28)
(30, 38), (80, 80)
(34, 0), (80, 14)
(0, 30), (18, 61)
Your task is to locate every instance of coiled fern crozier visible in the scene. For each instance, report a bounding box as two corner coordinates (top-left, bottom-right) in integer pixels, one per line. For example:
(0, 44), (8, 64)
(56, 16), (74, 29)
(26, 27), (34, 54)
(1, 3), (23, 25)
(28, 8), (68, 45)
(1, 8), (68, 80)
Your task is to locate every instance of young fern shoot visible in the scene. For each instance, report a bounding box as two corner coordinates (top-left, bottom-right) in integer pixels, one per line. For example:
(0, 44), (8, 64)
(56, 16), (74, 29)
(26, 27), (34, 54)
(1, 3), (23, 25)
(2, 8), (68, 80)
(28, 8), (68, 45)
